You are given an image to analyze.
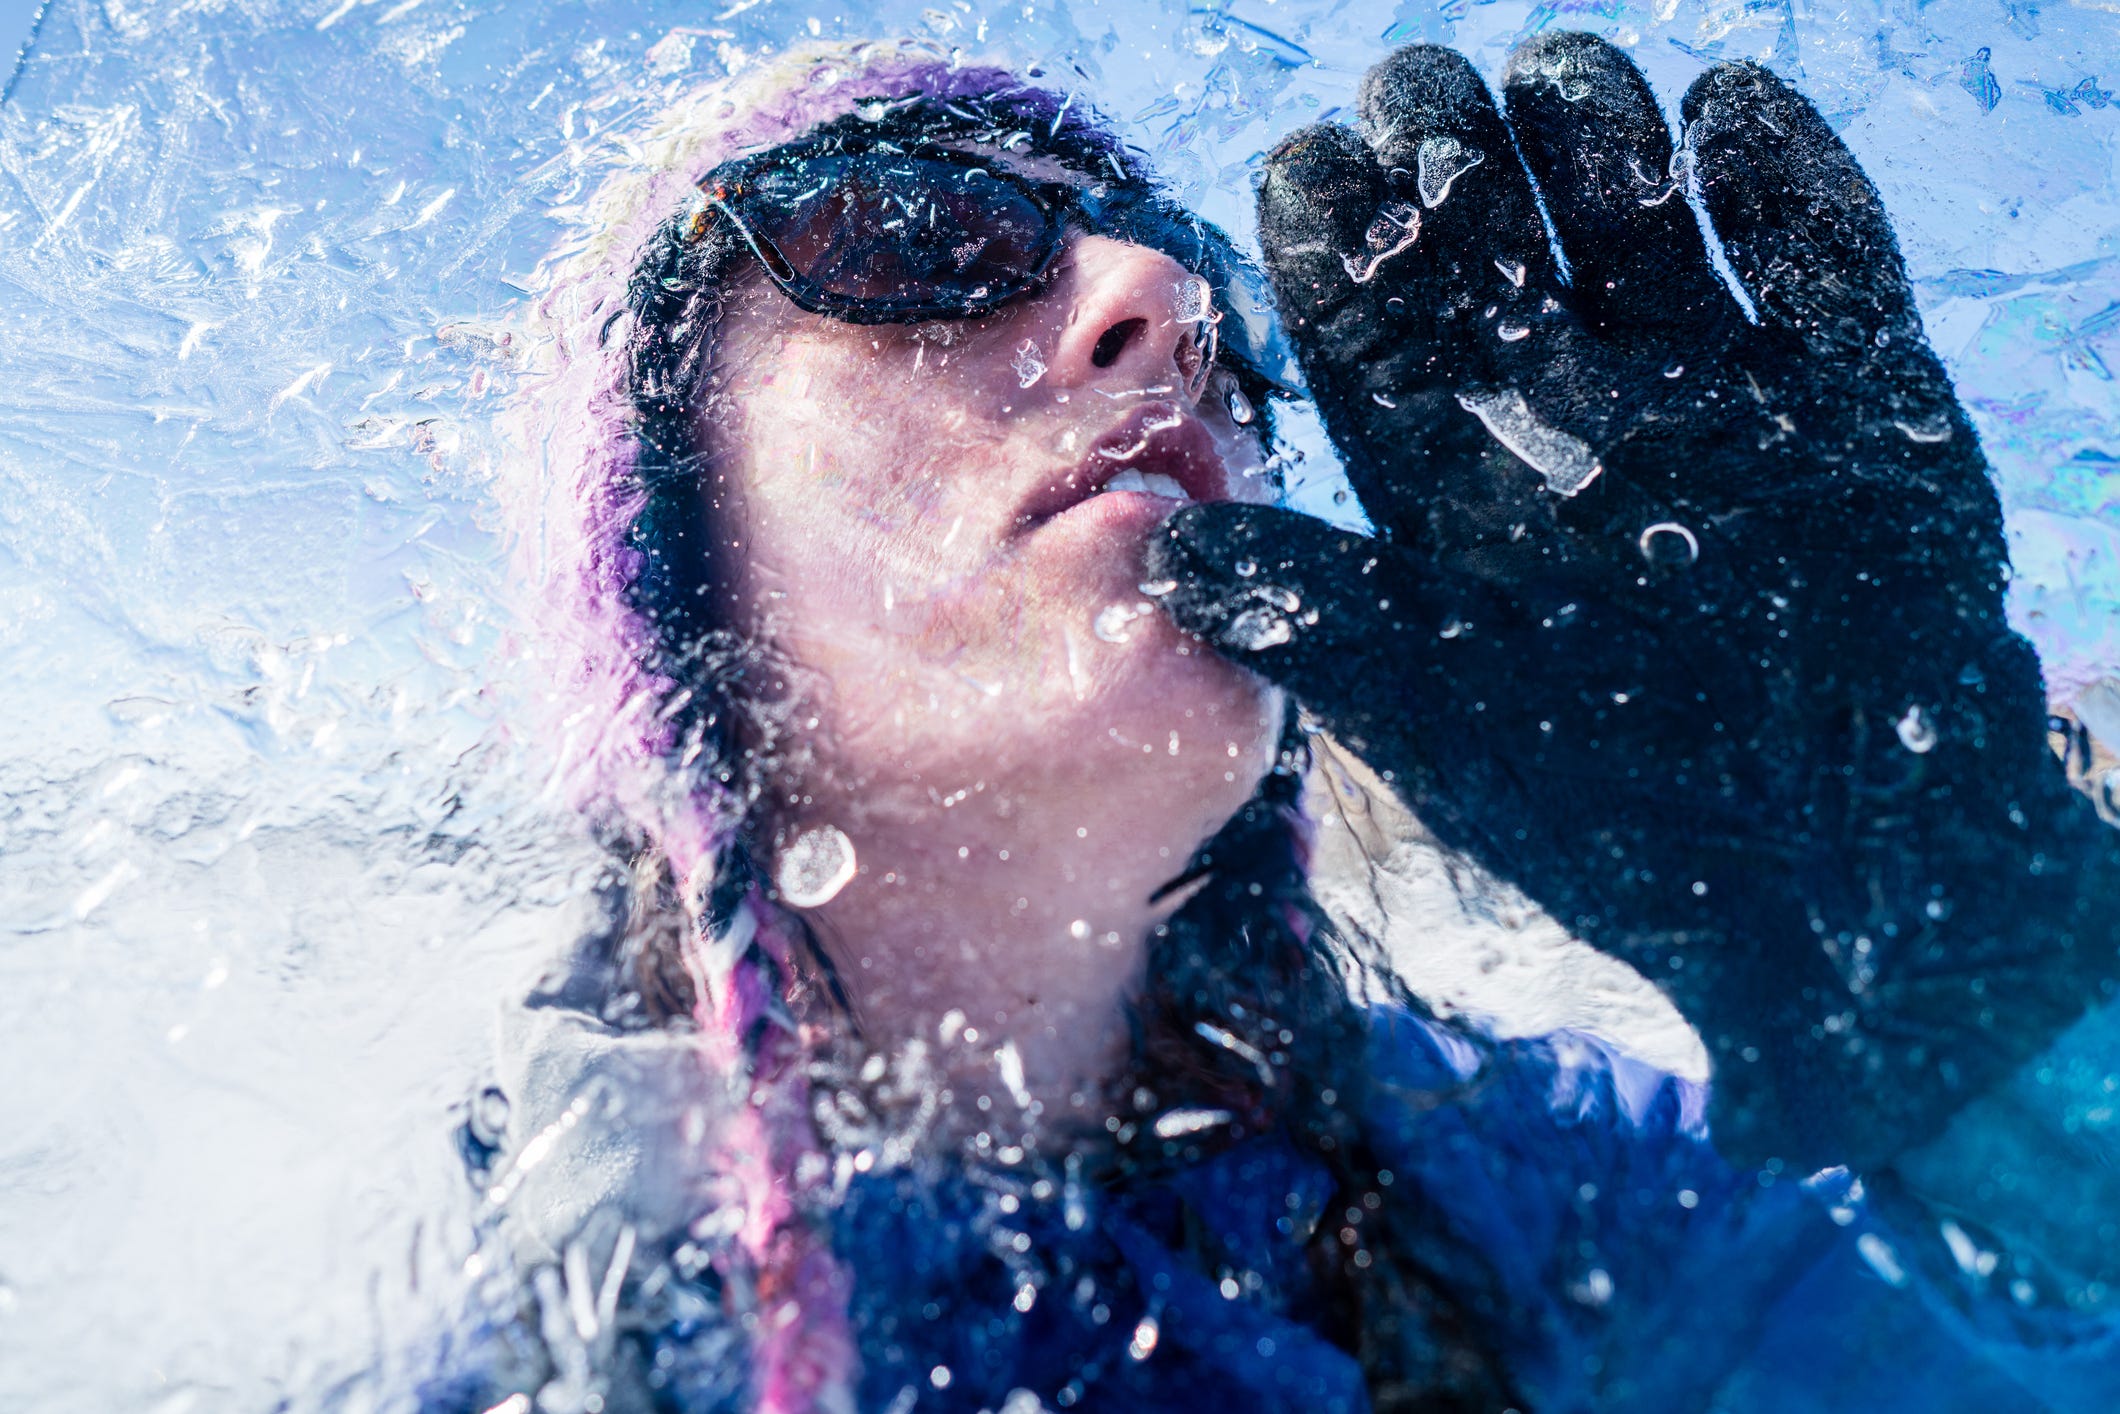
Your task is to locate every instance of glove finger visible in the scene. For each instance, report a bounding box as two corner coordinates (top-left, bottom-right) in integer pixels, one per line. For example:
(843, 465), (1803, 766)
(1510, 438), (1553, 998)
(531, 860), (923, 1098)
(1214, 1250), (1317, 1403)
(1146, 503), (1503, 771)
(1260, 47), (1599, 553)
(1256, 117), (1557, 554)
(1355, 44), (1554, 295)
(1501, 32), (1732, 338)
(1253, 122), (1399, 375)
(1353, 45), (1578, 399)
(1680, 62), (1917, 351)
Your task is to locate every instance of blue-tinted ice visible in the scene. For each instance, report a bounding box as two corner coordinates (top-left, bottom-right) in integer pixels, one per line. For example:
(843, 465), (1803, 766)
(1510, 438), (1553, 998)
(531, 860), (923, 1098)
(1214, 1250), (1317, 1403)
(0, 0), (2115, 1407)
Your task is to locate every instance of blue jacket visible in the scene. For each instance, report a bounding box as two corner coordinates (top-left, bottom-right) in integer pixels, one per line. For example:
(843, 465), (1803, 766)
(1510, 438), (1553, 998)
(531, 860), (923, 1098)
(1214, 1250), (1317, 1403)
(429, 1003), (2120, 1412)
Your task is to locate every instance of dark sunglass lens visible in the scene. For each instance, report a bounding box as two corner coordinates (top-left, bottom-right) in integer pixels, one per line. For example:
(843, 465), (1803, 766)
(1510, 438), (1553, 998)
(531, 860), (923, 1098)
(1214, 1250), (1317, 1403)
(744, 155), (1056, 311)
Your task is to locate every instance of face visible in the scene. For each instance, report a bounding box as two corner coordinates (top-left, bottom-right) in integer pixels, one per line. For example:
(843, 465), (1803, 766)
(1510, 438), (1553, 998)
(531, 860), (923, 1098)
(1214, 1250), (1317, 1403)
(695, 178), (1283, 853)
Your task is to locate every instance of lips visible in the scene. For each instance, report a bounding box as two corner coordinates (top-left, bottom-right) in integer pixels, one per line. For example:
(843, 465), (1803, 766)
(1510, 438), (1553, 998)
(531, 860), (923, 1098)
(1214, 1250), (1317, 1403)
(1015, 401), (1228, 532)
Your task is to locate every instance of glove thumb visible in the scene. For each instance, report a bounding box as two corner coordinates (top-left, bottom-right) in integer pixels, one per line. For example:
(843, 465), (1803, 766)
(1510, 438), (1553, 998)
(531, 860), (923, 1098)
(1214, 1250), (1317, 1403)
(1148, 503), (1502, 770)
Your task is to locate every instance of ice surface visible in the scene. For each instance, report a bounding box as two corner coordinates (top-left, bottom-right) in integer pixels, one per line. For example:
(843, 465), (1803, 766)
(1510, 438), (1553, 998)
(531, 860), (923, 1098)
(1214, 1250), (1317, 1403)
(0, 0), (2115, 1407)
(1457, 385), (1604, 494)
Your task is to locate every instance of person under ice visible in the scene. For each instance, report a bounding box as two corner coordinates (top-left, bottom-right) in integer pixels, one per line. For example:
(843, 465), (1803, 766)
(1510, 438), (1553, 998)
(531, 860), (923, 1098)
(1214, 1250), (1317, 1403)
(438, 33), (2120, 1413)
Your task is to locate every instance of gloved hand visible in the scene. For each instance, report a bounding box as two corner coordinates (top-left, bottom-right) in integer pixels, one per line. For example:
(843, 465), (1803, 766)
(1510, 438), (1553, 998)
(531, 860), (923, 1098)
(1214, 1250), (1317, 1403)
(1150, 35), (2120, 1172)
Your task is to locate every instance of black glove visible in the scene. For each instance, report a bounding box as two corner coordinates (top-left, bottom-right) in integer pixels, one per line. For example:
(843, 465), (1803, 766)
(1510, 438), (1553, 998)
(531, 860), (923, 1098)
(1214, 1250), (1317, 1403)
(1150, 35), (2120, 1172)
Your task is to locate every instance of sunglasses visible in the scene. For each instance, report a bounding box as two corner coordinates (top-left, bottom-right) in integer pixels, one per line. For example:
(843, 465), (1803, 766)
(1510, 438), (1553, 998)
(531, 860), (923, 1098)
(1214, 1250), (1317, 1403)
(693, 136), (1297, 394)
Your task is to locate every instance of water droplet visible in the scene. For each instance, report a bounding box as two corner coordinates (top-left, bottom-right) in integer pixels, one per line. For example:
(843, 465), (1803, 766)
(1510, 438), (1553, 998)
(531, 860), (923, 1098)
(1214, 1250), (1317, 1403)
(1332, 488), (1350, 505)
(1637, 521), (1700, 569)
(1342, 201), (1420, 284)
(1172, 273), (1216, 325)
(1226, 607), (1293, 651)
(1497, 322), (1530, 343)
(1416, 135), (1486, 209)
(1897, 705), (1938, 754)
(777, 825), (858, 906)
(1093, 600), (1155, 643)
(1892, 414), (1953, 444)
(1225, 383), (1255, 425)
(1069, 919), (1092, 940)
(1364, 204), (1413, 250)
(1011, 339), (1046, 388)
(1456, 388), (1602, 497)
(1152, 1107), (1233, 1138)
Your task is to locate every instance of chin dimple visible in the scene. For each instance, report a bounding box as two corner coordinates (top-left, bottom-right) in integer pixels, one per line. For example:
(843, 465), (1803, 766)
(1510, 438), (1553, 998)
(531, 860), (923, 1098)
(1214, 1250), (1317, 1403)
(1097, 469), (1193, 501)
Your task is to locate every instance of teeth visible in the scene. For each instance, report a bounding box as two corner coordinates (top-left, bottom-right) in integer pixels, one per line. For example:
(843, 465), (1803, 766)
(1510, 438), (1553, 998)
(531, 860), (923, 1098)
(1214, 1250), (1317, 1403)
(1099, 469), (1191, 501)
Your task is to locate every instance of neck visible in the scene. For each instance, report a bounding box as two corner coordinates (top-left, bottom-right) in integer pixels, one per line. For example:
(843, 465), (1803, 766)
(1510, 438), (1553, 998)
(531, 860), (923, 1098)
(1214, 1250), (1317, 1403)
(784, 777), (1207, 1141)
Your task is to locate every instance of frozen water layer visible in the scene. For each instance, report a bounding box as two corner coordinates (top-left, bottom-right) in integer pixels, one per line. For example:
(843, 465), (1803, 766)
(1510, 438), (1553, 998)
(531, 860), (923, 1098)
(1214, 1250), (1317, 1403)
(0, 0), (2113, 1407)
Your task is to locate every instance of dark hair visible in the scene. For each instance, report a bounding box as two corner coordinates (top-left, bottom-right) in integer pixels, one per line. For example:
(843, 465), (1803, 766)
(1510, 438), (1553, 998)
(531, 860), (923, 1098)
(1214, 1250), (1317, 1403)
(608, 84), (1515, 1412)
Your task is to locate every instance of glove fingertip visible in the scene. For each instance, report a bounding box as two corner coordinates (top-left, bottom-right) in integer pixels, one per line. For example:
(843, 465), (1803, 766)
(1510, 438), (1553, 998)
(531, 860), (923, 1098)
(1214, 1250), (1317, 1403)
(1356, 43), (1495, 152)
(1678, 58), (1783, 129)
(1256, 124), (1385, 262)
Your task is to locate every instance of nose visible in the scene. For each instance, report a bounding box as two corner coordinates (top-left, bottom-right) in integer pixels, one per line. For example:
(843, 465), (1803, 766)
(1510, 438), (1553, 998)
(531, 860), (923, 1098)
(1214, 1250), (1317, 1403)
(1040, 235), (1217, 405)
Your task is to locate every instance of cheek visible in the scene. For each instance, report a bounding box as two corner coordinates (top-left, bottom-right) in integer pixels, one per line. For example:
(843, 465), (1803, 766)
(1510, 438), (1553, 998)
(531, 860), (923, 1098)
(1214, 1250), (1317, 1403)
(721, 351), (1010, 669)
(753, 348), (1006, 533)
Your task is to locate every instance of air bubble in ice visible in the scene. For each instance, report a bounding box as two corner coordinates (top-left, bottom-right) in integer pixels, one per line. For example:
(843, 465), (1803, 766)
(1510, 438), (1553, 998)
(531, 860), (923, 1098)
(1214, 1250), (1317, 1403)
(1343, 202), (1420, 284)
(1637, 521), (1700, 569)
(1234, 558), (1257, 578)
(1254, 585), (1301, 613)
(1456, 388), (1603, 497)
(1225, 384), (1255, 425)
(1094, 601), (1155, 643)
(1497, 322), (1530, 343)
(1495, 258), (1527, 287)
(1417, 135), (1486, 208)
(1137, 577), (1179, 597)
(1152, 1107), (1233, 1138)
(1532, 54), (1594, 102)
(1896, 705), (1938, 754)
(1012, 339), (1047, 389)
(1893, 414), (1953, 444)
(1664, 363), (1685, 379)
(1226, 608), (1294, 651)
(1173, 274), (1215, 325)
(777, 825), (858, 906)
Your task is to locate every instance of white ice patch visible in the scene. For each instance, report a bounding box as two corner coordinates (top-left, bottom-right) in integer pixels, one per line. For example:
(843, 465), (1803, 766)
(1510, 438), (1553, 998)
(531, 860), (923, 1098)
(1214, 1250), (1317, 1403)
(1456, 388), (1603, 497)
(1417, 135), (1486, 208)
(776, 825), (859, 907)
(1342, 200), (1420, 285)
(1093, 600), (1156, 643)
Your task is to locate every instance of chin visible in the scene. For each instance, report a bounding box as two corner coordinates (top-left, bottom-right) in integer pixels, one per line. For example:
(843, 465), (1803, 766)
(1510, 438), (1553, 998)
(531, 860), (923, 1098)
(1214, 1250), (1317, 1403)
(1074, 611), (1284, 775)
